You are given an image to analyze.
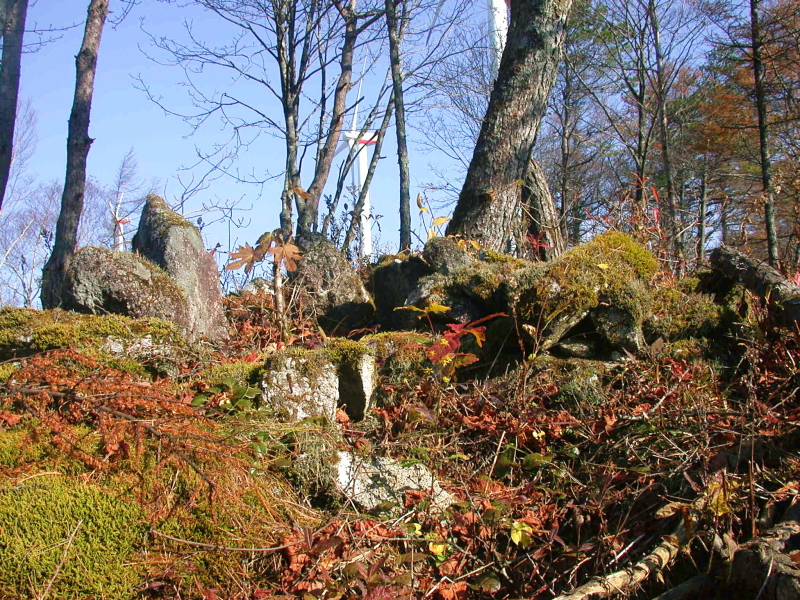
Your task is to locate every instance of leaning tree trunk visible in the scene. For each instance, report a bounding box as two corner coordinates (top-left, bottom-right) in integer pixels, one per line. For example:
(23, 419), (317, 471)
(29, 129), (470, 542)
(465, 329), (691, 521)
(446, 0), (573, 253)
(710, 245), (800, 327)
(524, 158), (566, 260)
(40, 0), (109, 309)
(0, 0), (28, 212)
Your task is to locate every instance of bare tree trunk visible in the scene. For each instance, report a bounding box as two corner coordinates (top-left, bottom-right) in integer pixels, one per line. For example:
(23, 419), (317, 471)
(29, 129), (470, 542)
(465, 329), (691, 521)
(649, 0), (682, 264)
(749, 0), (779, 266)
(696, 160), (708, 267)
(41, 0), (109, 309)
(385, 0), (411, 252)
(446, 0), (573, 252)
(0, 0), (28, 211)
(343, 98), (394, 252)
(301, 1), (368, 235)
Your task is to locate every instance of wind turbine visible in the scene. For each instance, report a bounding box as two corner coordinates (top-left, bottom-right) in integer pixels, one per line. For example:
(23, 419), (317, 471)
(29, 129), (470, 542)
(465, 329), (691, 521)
(336, 74), (379, 259)
(429, 0), (510, 73)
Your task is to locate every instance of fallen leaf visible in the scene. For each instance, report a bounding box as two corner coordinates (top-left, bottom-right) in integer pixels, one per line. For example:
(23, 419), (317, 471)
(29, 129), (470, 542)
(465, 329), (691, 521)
(0, 410), (20, 427)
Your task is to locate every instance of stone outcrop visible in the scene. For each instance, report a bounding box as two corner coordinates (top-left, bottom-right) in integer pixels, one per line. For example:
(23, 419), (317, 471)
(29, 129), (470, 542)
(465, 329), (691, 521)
(293, 233), (375, 333)
(372, 232), (663, 359)
(58, 246), (191, 330)
(132, 195), (229, 342)
(336, 452), (453, 513)
(261, 343), (377, 423)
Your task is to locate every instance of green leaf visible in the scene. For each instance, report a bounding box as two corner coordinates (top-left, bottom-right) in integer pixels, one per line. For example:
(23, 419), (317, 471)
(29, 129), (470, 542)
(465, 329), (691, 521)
(220, 377), (237, 389)
(522, 452), (554, 470)
(191, 394), (208, 407)
(251, 442), (269, 455)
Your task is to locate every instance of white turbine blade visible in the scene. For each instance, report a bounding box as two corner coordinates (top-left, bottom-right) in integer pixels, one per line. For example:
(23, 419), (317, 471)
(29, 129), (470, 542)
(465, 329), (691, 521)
(426, 0), (447, 45)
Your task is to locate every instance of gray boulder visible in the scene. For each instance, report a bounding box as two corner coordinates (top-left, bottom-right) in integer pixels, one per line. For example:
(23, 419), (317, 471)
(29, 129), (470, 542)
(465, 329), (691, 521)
(261, 345), (377, 423)
(294, 233), (374, 333)
(60, 246), (191, 330)
(336, 452), (453, 513)
(132, 195), (228, 342)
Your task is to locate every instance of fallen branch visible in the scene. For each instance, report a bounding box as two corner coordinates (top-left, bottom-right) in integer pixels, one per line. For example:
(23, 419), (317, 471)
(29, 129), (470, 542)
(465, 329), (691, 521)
(710, 245), (800, 326)
(552, 525), (685, 600)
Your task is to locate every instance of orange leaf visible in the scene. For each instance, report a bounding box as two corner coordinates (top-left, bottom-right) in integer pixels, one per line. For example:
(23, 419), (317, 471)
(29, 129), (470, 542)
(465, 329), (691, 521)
(268, 241), (303, 272)
(293, 186), (311, 200)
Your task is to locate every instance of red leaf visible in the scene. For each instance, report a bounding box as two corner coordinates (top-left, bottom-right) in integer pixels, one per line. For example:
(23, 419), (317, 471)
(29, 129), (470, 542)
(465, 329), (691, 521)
(0, 410), (21, 427)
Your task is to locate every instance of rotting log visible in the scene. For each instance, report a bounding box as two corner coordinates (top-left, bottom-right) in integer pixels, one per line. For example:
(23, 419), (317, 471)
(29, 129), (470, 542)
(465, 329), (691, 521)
(721, 501), (800, 600)
(710, 245), (800, 326)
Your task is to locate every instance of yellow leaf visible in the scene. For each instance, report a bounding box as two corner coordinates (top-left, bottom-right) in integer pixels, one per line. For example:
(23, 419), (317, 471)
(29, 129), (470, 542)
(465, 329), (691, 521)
(426, 303), (451, 314)
(510, 521), (533, 548)
(469, 240), (482, 250)
(431, 216), (451, 227)
(597, 263), (610, 270)
(427, 228), (436, 241)
(293, 186), (311, 200)
(428, 540), (448, 556)
(416, 193), (426, 212)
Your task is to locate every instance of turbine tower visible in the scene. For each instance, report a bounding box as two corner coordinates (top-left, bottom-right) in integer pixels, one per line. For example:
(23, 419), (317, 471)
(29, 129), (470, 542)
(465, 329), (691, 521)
(336, 68), (378, 259)
(487, 0), (509, 71)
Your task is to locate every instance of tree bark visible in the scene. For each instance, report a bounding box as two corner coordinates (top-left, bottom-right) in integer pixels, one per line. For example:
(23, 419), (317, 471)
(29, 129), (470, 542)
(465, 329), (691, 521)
(446, 0), (573, 252)
(385, 0), (411, 252)
(40, 0), (109, 309)
(0, 0), (28, 212)
(710, 245), (800, 327)
(524, 158), (565, 259)
(750, 0), (779, 266)
(301, 1), (370, 235)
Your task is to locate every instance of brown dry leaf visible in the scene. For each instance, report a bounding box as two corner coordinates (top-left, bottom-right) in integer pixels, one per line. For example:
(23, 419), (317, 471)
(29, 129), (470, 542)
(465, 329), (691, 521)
(226, 243), (265, 274)
(268, 242), (302, 272)
(293, 186), (311, 200)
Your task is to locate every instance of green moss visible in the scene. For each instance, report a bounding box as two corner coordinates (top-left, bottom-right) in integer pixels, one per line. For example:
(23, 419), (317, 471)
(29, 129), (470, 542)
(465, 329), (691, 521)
(200, 360), (263, 386)
(0, 362), (18, 383)
(515, 232), (657, 327)
(0, 308), (186, 377)
(0, 476), (146, 599)
(480, 249), (528, 268)
(646, 279), (731, 341)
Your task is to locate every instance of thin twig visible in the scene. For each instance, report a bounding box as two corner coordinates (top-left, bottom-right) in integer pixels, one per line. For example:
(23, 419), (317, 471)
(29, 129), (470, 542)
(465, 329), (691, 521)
(37, 519), (83, 600)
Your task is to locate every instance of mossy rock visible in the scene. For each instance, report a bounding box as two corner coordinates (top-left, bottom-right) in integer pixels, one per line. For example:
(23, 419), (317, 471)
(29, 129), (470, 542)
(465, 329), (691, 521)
(0, 475), (146, 599)
(0, 307), (187, 377)
(512, 232), (658, 354)
(646, 277), (734, 342)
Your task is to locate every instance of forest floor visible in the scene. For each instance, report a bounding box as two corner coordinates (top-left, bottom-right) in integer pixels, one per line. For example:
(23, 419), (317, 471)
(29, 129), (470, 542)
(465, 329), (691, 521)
(0, 278), (798, 600)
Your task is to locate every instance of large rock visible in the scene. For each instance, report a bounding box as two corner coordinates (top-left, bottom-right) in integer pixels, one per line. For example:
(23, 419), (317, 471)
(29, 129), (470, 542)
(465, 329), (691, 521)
(59, 246), (191, 330)
(336, 452), (453, 513)
(261, 343), (377, 423)
(372, 255), (432, 330)
(132, 195), (228, 342)
(294, 233), (374, 333)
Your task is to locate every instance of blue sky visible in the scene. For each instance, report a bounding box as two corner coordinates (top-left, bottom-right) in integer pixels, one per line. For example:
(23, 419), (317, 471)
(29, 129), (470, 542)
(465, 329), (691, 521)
(20, 0), (480, 257)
